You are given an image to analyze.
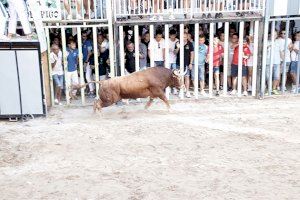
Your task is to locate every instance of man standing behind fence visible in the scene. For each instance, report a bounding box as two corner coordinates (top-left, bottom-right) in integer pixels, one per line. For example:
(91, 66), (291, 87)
(82, 32), (94, 97)
(50, 44), (64, 105)
(175, 32), (194, 98)
(66, 40), (80, 100)
(148, 31), (165, 67)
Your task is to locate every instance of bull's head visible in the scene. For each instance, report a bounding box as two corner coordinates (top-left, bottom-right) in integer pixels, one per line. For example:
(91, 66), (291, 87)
(171, 69), (187, 89)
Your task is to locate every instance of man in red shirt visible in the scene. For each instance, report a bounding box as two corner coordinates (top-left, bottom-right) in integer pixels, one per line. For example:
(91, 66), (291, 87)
(230, 34), (251, 96)
(207, 36), (224, 96)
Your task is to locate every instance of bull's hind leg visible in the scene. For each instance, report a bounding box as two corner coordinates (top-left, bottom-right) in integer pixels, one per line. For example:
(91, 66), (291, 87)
(93, 100), (102, 116)
(145, 98), (154, 110)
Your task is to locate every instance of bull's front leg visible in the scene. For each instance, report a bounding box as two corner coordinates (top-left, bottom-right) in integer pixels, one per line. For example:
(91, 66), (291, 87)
(158, 94), (172, 112)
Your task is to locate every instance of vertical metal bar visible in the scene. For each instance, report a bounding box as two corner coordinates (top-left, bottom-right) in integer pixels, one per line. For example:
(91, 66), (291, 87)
(149, 25), (155, 68)
(204, 0), (207, 13)
(250, 21), (254, 36)
(88, 0), (91, 19)
(45, 28), (55, 106)
(281, 20), (290, 93)
(119, 26), (125, 76)
(92, 27), (99, 99)
(237, 21), (244, 97)
(94, 0), (97, 19)
(260, 0), (270, 98)
(107, 0), (115, 77)
(77, 27), (85, 105)
(223, 22), (229, 95)
(296, 41), (300, 94)
(138, 0), (141, 15)
(252, 20), (259, 96)
(179, 23), (184, 99)
(134, 25), (140, 72)
(209, 23), (214, 98)
(165, 24), (170, 100)
(194, 23), (199, 99)
(268, 21), (275, 95)
(61, 27), (70, 105)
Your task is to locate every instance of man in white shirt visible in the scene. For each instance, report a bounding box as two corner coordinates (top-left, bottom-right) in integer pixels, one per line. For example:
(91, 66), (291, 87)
(50, 44), (64, 105)
(290, 31), (300, 93)
(266, 31), (283, 95)
(148, 31), (165, 67)
(278, 30), (293, 90)
(168, 29), (179, 70)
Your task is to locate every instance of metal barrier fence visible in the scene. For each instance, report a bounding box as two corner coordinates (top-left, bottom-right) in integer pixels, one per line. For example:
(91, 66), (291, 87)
(114, 0), (265, 20)
(117, 21), (260, 100)
(261, 16), (300, 97)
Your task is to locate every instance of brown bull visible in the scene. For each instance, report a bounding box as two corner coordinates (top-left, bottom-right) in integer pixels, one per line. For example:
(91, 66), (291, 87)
(71, 67), (186, 112)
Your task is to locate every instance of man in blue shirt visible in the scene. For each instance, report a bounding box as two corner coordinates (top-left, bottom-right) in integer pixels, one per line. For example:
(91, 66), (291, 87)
(82, 32), (94, 97)
(66, 40), (79, 99)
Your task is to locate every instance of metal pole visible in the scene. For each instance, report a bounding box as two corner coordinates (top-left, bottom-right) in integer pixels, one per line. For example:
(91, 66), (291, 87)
(77, 27), (85, 105)
(194, 23), (199, 99)
(165, 24), (170, 100)
(237, 21), (244, 97)
(268, 21), (275, 96)
(107, 0), (115, 77)
(92, 27), (99, 99)
(119, 26), (125, 76)
(281, 20), (290, 93)
(150, 25), (155, 68)
(223, 22), (229, 96)
(252, 20), (259, 96)
(61, 27), (70, 105)
(209, 23), (214, 98)
(260, 0), (270, 98)
(296, 41), (300, 94)
(134, 25), (140, 72)
(179, 23), (184, 99)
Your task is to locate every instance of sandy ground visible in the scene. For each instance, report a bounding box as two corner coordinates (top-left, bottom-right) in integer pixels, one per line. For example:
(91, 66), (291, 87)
(0, 95), (300, 200)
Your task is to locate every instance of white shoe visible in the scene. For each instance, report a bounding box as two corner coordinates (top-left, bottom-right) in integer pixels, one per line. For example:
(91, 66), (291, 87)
(67, 14), (72, 20)
(230, 90), (237, 95)
(291, 85), (297, 93)
(150, 16), (157, 20)
(200, 90), (206, 96)
(247, 85), (252, 92)
(158, 16), (164, 20)
(54, 99), (59, 104)
(173, 88), (178, 95)
(186, 92), (191, 98)
(243, 91), (248, 96)
(90, 11), (95, 19)
(76, 14), (82, 20)
(58, 102), (63, 106)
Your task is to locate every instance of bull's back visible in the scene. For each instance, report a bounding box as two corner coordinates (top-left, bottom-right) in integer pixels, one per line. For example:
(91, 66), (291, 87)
(118, 67), (172, 98)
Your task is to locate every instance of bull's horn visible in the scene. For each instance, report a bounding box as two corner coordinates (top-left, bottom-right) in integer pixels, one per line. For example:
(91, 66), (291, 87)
(181, 68), (188, 76)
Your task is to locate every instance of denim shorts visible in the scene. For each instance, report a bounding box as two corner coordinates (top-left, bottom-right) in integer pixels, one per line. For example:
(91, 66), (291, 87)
(280, 62), (290, 73)
(231, 64), (248, 77)
(191, 64), (205, 81)
(154, 61), (164, 67)
(213, 66), (220, 74)
(266, 64), (280, 81)
(170, 63), (179, 70)
(290, 61), (298, 74)
(53, 74), (64, 88)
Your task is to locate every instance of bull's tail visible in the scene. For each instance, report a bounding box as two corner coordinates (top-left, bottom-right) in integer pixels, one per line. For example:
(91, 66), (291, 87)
(68, 81), (102, 99)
